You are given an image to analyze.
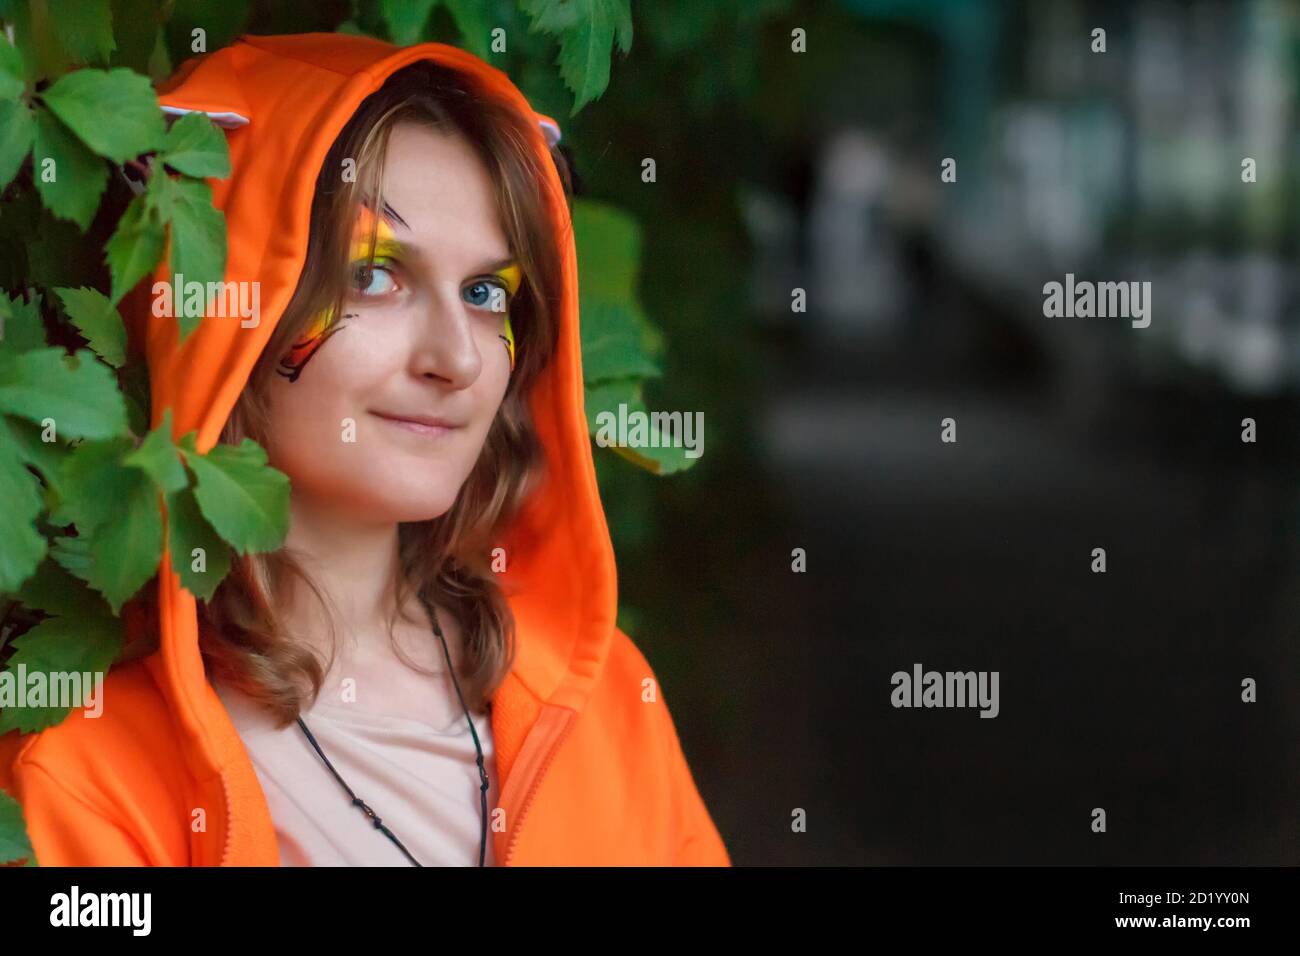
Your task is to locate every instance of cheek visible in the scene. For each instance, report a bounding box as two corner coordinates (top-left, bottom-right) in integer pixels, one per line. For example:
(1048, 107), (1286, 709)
(257, 319), (513, 519)
(259, 329), (391, 487)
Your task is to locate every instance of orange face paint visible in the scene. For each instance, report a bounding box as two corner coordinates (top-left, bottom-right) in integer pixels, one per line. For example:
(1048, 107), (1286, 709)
(276, 203), (402, 383)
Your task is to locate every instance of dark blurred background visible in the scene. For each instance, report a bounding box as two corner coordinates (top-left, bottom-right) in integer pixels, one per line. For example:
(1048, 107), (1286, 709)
(572, 0), (1300, 865)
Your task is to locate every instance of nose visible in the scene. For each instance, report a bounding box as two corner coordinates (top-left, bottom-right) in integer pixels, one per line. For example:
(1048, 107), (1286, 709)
(411, 286), (482, 388)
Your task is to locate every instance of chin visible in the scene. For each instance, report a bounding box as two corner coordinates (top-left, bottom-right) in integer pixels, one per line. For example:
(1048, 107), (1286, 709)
(351, 491), (458, 524)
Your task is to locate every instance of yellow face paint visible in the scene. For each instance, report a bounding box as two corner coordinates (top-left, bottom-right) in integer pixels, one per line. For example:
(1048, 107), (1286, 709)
(494, 262), (521, 373)
(277, 202), (403, 383)
(351, 203), (403, 264)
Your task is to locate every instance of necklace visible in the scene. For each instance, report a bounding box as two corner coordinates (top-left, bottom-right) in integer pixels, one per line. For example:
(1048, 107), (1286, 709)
(296, 595), (491, 866)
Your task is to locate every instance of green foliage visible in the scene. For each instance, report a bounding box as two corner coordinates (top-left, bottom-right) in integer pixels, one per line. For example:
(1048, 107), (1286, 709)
(53, 287), (125, 367)
(0, 613), (123, 734)
(0, 790), (34, 865)
(573, 199), (695, 475)
(30, 106), (107, 229)
(39, 67), (163, 162)
(380, 0), (440, 45)
(151, 175), (226, 339)
(0, 98), (34, 191)
(159, 111), (231, 179)
(0, 346), (128, 440)
(0, 415), (47, 593)
(104, 189), (165, 304)
(177, 433), (291, 556)
(521, 0), (632, 114)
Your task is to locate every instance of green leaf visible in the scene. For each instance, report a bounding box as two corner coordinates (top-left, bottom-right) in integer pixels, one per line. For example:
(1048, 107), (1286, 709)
(0, 34), (25, 99)
(51, 0), (117, 65)
(0, 347), (128, 440)
(49, 533), (93, 580)
(0, 422), (48, 593)
(585, 378), (697, 476)
(53, 286), (126, 367)
(572, 201), (663, 384)
(6, 0), (74, 82)
(109, 0), (165, 73)
(40, 67), (163, 162)
(14, 555), (113, 620)
(120, 359), (151, 438)
(31, 108), (108, 231)
(49, 436), (133, 530)
(105, 189), (165, 305)
(124, 407), (186, 493)
(166, 178), (226, 337)
(573, 199), (641, 302)
(0, 99), (35, 193)
(165, 483), (230, 601)
(149, 173), (226, 340)
(445, 0), (494, 59)
(160, 111), (231, 179)
(47, 435), (162, 611)
(181, 438), (290, 555)
(24, 203), (101, 292)
(0, 291), (46, 354)
(0, 613), (124, 734)
(580, 301), (661, 383)
(381, 0), (439, 45)
(0, 789), (35, 866)
(81, 465), (162, 613)
(522, 0), (632, 113)
(0, 413), (68, 501)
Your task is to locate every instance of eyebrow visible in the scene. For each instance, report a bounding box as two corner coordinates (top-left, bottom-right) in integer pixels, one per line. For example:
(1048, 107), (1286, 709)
(381, 200), (408, 230)
(358, 194), (409, 231)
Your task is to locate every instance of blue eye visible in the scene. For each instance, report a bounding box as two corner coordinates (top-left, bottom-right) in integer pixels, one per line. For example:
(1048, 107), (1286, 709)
(351, 262), (398, 297)
(463, 279), (509, 312)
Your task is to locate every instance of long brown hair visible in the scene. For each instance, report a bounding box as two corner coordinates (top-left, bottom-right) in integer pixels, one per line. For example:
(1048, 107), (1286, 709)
(188, 62), (570, 726)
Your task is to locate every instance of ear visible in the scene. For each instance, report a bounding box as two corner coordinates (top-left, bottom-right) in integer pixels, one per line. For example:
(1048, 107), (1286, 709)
(535, 113), (561, 148)
(118, 106), (249, 196)
(159, 105), (250, 129)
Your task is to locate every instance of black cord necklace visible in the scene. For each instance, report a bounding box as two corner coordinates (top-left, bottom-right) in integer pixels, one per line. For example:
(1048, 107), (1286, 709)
(296, 596), (491, 867)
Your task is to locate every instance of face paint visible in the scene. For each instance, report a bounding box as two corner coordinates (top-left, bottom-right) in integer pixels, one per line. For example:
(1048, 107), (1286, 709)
(276, 305), (356, 383)
(494, 262), (521, 373)
(276, 202), (404, 383)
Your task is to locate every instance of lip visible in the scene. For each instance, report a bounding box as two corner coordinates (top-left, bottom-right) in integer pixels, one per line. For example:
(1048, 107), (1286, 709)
(371, 410), (462, 437)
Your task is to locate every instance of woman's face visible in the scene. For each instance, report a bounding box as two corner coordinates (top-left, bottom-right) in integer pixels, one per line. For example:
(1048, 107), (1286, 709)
(261, 121), (518, 524)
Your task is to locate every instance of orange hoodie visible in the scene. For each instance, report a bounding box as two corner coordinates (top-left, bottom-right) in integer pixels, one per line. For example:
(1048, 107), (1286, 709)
(0, 32), (730, 867)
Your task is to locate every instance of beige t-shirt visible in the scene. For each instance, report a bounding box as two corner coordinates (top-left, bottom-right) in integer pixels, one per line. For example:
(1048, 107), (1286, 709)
(213, 657), (499, 867)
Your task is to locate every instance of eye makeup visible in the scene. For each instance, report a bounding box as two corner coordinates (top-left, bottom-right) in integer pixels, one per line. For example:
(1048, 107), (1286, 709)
(276, 200), (524, 381)
(277, 202), (401, 383)
(492, 262), (521, 372)
(276, 305), (357, 383)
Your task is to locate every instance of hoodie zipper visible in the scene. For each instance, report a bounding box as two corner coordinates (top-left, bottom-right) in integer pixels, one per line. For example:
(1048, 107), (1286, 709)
(217, 773), (235, 866)
(501, 707), (576, 866)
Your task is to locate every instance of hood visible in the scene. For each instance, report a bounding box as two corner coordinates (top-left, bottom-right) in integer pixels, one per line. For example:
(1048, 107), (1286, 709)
(141, 33), (618, 819)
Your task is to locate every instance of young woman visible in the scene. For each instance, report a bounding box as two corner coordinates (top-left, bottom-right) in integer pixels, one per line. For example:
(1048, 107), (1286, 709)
(2, 33), (730, 866)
